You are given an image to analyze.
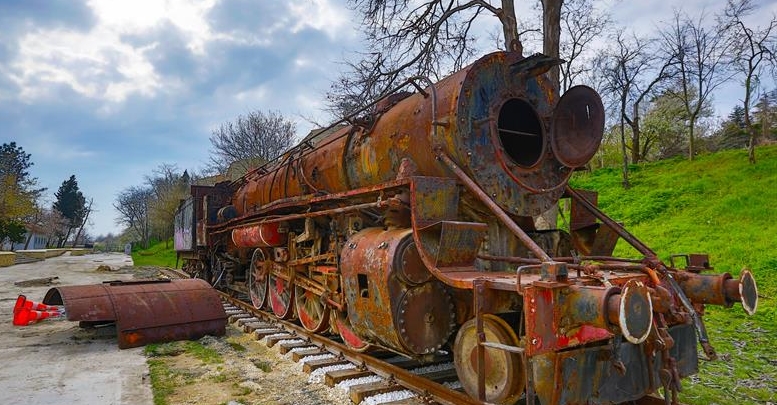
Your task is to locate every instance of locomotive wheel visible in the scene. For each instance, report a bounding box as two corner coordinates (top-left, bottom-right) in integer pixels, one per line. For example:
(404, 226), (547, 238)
(247, 249), (269, 309)
(294, 284), (330, 333)
(335, 312), (370, 352)
(269, 270), (295, 319)
(454, 314), (525, 405)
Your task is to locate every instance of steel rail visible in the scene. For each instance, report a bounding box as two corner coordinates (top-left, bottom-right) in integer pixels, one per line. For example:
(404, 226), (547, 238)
(163, 267), (688, 405)
(219, 292), (480, 405)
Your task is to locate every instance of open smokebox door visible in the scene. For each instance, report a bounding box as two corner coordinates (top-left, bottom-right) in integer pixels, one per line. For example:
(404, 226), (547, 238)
(42, 278), (227, 349)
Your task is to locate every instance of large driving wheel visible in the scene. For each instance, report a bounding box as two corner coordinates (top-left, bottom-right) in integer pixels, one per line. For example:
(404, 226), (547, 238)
(453, 314), (525, 405)
(294, 282), (330, 333)
(269, 268), (295, 319)
(247, 249), (269, 309)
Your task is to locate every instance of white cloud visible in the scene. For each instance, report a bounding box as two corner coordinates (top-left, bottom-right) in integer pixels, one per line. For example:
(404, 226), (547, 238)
(288, 0), (350, 38)
(7, 0), (224, 104)
(9, 27), (161, 102)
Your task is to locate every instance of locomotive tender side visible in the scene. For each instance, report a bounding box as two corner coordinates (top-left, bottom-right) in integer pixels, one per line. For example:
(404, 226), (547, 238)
(175, 50), (758, 405)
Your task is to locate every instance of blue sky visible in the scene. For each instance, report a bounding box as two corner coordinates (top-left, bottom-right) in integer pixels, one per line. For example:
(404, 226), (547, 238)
(1, 0), (774, 237)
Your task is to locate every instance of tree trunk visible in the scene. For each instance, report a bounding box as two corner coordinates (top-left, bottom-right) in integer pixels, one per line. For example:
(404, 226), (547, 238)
(744, 76), (756, 164)
(500, 0), (520, 51)
(620, 118), (630, 189)
(688, 118), (696, 161)
(72, 199), (93, 248)
(542, 0), (562, 91)
(630, 104), (641, 164)
(60, 227), (73, 248)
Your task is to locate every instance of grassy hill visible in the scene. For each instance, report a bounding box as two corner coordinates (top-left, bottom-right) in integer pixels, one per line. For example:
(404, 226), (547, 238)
(571, 145), (777, 404)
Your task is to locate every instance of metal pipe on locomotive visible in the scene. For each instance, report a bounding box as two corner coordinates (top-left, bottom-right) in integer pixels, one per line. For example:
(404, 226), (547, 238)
(175, 50), (758, 405)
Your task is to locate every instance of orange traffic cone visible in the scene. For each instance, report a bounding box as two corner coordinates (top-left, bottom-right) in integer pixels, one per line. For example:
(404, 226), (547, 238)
(12, 307), (65, 326)
(13, 295), (62, 312)
(13, 295), (27, 314)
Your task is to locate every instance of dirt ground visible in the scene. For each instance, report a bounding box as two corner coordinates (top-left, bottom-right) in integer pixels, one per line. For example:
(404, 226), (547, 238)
(0, 252), (152, 405)
(0, 252), (352, 405)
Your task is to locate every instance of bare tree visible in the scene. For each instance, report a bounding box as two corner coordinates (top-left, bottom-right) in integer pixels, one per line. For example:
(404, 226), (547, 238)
(39, 207), (68, 248)
(209, 110), (296, 176)
(721, 0), (777, 163)
(596, 31), (677, 166)
(558, 0), (611, 92)
(660, 9), (733, 160)
(328, 0), (545, 116)
(146, 164), (191, 246)
(114, 186), (153, 249)
(71, 197), (93, 248)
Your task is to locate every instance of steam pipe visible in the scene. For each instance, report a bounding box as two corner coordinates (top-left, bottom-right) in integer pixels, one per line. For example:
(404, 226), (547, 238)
(436, 151), (552, 262)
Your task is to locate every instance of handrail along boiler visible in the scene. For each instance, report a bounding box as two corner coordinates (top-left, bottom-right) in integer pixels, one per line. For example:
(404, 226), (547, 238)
(174, 50), (758, 404)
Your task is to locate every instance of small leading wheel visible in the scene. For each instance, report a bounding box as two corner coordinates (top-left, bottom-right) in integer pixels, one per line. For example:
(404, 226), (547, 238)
(335, 312), (370, 352)
(247, 249), (269, 309)
(269, 268), (295, 319)
(294, 283), (330, 333)
(453, 314), (525, 405)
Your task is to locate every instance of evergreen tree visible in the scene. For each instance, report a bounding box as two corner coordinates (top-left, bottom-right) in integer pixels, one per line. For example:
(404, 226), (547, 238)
(53, 175), (86, 248)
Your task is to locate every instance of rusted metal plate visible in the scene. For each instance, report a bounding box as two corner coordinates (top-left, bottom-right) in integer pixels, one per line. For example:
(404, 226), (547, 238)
(42, 279), (226, 349)
(174, 197), (194, 251)
(531, 323), (697, 404)
(340, 227), (454, 356)
(550, 85), (605, 168)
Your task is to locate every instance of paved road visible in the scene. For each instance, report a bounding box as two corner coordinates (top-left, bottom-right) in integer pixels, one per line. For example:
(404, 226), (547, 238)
(0, 252), (153, 405)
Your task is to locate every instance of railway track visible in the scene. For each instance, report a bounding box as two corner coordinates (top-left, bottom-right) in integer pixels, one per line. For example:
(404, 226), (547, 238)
(160, 268), (475, 404)
(221, 293), (476, 405)
(158, 268), (680, 405)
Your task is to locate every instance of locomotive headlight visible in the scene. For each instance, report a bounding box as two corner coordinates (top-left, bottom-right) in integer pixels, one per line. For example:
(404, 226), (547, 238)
(550, 85), (605, 168)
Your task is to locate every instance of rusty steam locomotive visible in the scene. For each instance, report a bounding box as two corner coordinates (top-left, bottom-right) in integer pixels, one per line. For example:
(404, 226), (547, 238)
(174, 50), (758, 404)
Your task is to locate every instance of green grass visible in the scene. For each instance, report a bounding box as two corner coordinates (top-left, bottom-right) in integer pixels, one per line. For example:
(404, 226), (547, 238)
(147, 359), (176, 405)
(144, 340), (224, 405)
(145, 340), (223, 364)
(571, 145), (777, 404)
(132, 239), (178, 268)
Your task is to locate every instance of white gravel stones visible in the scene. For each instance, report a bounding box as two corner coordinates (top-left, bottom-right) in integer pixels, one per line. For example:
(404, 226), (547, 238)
(276, 339), (305, 345)
(360, 389), (414, 404)
(299, 353), (336, 364)
(263, 332), (291, 340)
(307, 363), (357, 384)
(285, 346), (318, 357)
(253, 328), (280, 335)
(336, 375), (384, 390)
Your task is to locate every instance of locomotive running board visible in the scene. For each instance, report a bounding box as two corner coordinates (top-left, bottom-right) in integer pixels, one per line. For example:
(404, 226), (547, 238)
(42, 278), (227, 349)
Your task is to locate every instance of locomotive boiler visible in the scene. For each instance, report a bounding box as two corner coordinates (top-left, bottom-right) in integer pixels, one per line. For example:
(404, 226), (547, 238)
(175, 50), (758, 404)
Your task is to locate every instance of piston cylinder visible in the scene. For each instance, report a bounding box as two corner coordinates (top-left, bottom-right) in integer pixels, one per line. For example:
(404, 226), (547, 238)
(232, 222), (287, 248)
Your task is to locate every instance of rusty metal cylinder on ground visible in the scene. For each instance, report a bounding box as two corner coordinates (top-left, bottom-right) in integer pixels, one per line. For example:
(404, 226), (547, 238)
(42, 278), (226, 349)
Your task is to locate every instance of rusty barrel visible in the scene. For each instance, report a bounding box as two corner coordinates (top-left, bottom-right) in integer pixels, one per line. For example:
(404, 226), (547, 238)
(43, 278), (226, 349)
